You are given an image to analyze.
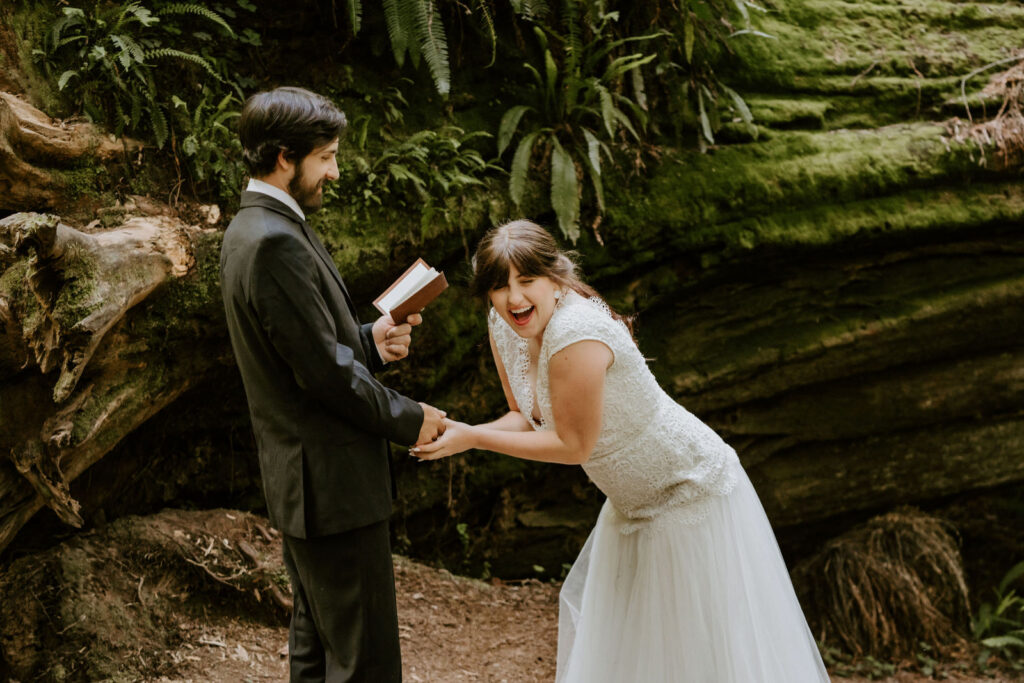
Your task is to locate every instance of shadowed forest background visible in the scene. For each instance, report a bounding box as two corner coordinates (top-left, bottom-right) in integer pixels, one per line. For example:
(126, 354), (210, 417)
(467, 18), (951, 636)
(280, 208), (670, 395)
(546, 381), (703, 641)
(0, 0), (1023, 680)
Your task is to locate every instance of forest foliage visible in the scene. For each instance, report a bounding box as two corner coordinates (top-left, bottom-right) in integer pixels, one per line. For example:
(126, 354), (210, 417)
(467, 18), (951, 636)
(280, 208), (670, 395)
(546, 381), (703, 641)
(29, 0), (767, 241)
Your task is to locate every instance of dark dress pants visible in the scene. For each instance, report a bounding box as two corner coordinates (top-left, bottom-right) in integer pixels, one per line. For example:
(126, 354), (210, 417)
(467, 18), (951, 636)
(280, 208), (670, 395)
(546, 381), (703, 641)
(282, 520), (402, 683)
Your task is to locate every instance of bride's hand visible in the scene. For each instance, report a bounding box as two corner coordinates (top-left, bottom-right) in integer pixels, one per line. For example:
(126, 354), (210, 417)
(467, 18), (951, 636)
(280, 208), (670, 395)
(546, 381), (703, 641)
(411, 418), (474, 461)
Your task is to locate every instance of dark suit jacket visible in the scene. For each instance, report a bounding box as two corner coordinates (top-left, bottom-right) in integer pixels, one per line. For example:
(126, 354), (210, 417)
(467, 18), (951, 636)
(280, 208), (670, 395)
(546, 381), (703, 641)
(220, 191), (423, 538)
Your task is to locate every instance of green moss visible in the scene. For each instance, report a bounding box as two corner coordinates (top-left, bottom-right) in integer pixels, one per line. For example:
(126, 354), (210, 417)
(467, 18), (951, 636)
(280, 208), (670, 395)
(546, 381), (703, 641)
(601, 123), (979, 255)
(50, 242), (101, 330)
(53, 165), (113, 204)
(7, 3), (62, 113)
(727, 0), (1024, 128)
(747, 97), (833, 128)
(0, 258), (28, 297)
(702, 182), (1024, 255)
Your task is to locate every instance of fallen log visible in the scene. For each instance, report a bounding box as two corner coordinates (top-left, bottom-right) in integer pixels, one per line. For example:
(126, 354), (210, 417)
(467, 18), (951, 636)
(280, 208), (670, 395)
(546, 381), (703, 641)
(0, 211), (224, 554)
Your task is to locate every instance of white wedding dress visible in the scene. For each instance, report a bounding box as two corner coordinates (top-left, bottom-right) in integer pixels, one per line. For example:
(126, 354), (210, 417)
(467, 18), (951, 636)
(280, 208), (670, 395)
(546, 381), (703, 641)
(489, 291), (830, 682)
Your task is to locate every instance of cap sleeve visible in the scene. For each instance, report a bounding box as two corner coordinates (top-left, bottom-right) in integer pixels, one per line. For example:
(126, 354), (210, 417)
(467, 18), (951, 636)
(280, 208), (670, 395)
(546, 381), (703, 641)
(543, 296), (628, 364)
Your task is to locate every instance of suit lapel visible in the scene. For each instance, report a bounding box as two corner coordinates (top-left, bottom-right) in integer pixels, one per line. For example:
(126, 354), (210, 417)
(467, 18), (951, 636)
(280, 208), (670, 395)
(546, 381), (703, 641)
(240, 191), (359, 319)
(298, 218), (358, 317)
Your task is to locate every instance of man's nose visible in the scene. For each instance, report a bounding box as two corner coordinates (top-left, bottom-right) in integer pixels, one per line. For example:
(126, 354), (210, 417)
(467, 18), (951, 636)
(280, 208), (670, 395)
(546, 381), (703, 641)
(325, 158), (340, 181)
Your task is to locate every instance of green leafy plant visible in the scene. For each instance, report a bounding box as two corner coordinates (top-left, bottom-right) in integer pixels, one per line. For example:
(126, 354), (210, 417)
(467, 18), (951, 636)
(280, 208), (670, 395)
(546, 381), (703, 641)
(629, 0), (767, 148)
(342, 0), (453, 95)
(35, 0), (257, 198)
(973, 560), (1024, 668)
(331, 125), (501, 232)
(497, 9), (658, 242)
(170, 91), (245, 201)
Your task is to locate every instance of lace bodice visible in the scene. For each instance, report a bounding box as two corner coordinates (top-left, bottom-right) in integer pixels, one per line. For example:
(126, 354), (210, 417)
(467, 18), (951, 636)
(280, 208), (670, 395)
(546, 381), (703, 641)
(488, 291), (738, 532)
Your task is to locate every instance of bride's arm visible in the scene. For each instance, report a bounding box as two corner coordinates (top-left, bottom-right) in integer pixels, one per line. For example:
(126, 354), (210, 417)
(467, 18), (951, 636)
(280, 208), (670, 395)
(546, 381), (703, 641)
(414, 340), (612, 464)
(482, 328), (534, 432)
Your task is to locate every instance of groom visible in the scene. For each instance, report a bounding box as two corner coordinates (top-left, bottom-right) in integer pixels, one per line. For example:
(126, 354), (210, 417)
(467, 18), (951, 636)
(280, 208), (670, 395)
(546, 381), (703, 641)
(220, 86), (445, 682)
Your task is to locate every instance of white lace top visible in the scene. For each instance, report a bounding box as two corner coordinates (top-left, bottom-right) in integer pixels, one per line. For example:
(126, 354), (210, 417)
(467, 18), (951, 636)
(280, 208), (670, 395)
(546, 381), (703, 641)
(488, 290), (739, 533)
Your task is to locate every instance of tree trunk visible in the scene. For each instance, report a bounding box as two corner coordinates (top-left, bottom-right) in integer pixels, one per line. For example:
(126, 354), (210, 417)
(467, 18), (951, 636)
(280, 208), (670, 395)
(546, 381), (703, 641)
(0, 92), (137, 212)
(0, 211), (223, 553)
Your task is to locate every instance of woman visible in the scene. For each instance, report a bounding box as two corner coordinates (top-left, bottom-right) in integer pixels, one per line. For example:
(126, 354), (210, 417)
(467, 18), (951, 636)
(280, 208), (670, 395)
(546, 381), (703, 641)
(413, 220), (829, 682)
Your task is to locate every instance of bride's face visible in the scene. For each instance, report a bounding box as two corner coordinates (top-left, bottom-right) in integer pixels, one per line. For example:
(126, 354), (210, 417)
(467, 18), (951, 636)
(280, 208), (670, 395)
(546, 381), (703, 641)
(489, 264), (561, 340)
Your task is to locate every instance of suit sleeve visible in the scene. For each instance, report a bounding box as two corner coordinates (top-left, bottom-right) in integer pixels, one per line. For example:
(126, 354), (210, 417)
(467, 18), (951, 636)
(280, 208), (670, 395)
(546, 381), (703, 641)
(250, 232), (423, 445)
(360, 322), (386, 374)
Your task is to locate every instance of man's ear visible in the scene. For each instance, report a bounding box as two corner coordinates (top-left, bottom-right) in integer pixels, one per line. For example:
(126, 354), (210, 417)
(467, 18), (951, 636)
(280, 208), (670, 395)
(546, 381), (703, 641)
(275, 148), (294, 174)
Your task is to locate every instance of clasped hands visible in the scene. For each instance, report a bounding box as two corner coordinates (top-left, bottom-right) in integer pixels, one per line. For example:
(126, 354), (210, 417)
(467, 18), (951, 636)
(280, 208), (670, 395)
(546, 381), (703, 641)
(411, 417), (471, 461)
(374, 311), (466, 459)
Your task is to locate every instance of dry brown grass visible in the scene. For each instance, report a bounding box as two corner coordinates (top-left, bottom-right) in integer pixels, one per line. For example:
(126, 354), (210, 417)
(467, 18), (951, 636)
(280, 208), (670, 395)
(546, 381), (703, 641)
(947, 54), (1024, 171)
(792, 508), (972, 661)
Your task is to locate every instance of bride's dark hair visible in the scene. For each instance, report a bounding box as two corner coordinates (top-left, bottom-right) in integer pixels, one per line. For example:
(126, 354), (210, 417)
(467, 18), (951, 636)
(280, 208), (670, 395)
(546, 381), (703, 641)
(472, 219), (633, 333)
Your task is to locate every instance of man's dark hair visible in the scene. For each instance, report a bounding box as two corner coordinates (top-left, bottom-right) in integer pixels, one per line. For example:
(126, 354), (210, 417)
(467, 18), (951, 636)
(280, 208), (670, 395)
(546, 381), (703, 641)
(239, 87), (347, 177)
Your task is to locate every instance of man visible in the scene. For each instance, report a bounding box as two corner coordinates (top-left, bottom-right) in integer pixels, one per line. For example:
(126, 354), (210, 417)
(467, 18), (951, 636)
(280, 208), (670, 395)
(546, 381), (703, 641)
(220, 86), (445, 682)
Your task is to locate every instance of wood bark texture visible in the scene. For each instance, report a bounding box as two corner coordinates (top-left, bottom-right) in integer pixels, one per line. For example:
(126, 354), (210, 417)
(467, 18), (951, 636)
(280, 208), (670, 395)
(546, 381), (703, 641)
(0, 210), (221, 554)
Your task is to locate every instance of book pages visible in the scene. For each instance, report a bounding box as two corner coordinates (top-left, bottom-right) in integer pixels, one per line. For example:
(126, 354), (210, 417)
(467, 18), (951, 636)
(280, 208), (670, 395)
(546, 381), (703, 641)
(377, 263), (438, 312)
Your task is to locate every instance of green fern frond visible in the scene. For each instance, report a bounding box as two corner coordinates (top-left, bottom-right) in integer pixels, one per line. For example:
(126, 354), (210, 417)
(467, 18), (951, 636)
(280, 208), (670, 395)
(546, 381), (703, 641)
(150, 104), (169, 148)
(116, 2), (157, 30)
(382, 0), (411, 67)
(110, 33), (145, 69)
(157, 3), (235, 36)
(511, 0), (550, 20)
(49, 8), (86, 51)
(144, 48), (223, 81)
(550, 136), (580, 243)
(474, 0), (496, 68)
(112, 94), (127, 135)
(130, 91), (143, 128)
(510, 130), (542, 207)
(347, 0), (363, 34)
(408, 0), (450, 95)
(563, 0), (582, 77)
(57, 70), (79, 91)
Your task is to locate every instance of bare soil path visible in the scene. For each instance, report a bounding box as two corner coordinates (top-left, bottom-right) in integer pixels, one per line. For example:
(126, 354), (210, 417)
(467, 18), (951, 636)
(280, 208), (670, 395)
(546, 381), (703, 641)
(155, 556), (1019, 683)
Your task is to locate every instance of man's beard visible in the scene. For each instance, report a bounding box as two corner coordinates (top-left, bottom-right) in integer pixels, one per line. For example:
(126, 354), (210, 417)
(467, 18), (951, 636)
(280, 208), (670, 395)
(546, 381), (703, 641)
(288, 163), (325, 214)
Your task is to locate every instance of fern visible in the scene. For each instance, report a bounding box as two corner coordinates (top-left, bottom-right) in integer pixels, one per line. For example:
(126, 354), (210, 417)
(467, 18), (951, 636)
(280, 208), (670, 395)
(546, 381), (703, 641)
(37, 0), (253, 198)
(562, 0), (582, 79)
(382, 0), (412, 67)
(149, 102), (169, 148)
(156, 3), (234, 36)
(550, 137), (580, 242)
(474, 0), (496, 68)
(347, 0), (363, 34)
(144, 48), (222, 81)
(511, 0), (551, 20)
(409, 0), (450, 95)
(378, 0), (453, 94)
(49, 8), (86, 49)
(110, 33), (145, 69)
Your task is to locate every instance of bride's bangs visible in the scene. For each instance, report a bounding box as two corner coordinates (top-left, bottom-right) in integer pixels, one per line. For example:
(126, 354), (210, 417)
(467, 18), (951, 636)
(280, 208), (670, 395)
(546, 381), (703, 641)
(473, 219), (562, 297)
(479, 256), (511, 293)
(508, 241), (552, 280)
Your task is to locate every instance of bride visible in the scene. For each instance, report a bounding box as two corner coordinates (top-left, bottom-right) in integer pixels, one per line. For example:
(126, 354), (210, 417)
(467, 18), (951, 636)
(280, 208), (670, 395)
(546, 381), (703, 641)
(412, 220), (830, 682)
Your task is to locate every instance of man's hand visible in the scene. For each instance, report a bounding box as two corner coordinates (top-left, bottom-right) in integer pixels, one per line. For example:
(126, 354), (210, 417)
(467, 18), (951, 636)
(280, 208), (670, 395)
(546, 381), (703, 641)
(373, 313), (422, 362)
(417, 402), (447, 444)
(411, 418), (474, 460)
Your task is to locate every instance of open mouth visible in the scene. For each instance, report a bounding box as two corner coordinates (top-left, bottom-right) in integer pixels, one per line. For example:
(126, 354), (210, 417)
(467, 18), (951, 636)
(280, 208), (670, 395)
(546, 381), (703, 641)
(510, 306), (535, 325)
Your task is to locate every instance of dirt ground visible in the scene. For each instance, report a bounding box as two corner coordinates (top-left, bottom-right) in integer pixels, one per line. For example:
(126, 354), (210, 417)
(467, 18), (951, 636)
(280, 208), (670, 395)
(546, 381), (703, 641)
(155, 556), (1019, 683)
(4, 508), (1018, 682)
(156, 554), (559, 683)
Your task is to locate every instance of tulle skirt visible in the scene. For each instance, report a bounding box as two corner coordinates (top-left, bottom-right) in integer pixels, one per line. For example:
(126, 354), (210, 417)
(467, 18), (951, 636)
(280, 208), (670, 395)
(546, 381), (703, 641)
(557, 468), (830, 682)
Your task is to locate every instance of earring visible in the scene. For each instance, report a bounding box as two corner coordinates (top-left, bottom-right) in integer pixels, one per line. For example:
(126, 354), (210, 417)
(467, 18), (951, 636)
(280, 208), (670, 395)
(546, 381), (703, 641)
(554, 290), (562, 300)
